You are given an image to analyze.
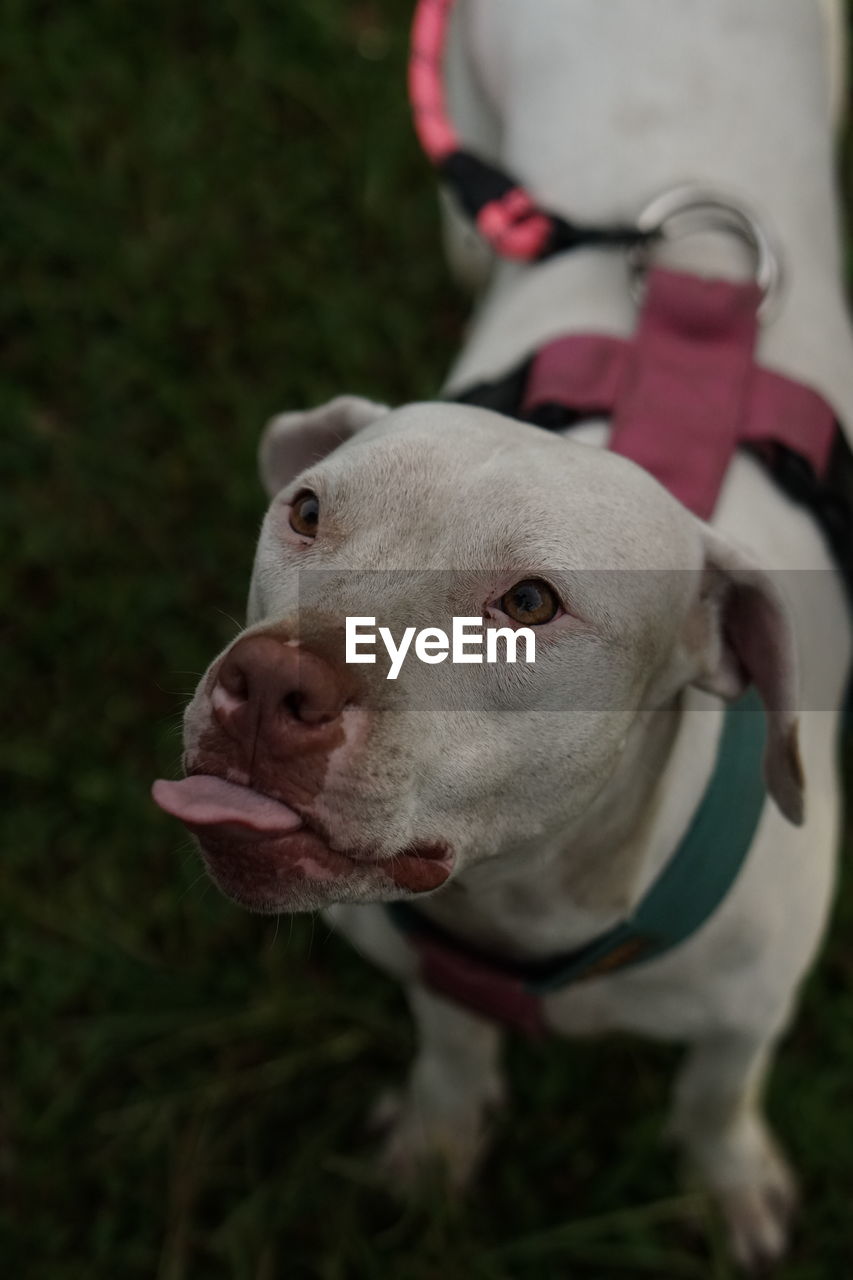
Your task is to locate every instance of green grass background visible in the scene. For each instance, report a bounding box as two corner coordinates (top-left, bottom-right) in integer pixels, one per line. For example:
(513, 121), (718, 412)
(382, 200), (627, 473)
(2, 2), (852, 1276)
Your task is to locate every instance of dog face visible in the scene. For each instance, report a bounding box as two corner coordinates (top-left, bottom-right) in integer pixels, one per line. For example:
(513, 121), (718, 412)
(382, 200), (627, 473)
(153, 397), (803, 913)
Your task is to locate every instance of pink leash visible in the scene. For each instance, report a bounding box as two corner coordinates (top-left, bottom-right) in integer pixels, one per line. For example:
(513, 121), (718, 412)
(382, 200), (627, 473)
(409, 0), (648, 261)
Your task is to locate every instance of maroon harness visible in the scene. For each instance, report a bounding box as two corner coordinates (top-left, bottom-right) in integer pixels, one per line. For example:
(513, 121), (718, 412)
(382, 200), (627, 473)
(524, 268), (836, 518)
(397, 0), (849, 1033)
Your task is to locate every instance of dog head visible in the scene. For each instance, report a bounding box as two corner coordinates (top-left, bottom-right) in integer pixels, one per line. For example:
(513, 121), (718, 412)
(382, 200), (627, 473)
(153, 396), (803, 913)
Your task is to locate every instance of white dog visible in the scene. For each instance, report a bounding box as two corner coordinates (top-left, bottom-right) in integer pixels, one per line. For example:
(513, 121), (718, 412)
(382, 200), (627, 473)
(154, 1), (852, 1268)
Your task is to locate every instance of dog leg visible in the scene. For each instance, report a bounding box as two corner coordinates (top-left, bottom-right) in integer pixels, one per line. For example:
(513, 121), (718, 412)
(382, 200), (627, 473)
(667, 1032), (797, 1271)
(377, 983), (506, 1192)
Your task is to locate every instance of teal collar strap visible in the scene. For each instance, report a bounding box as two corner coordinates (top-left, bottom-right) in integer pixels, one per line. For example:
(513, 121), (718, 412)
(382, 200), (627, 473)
(386, 689), (767, 1036)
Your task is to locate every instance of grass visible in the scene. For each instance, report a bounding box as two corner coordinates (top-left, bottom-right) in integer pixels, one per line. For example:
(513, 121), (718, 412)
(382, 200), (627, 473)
(1, 1), (851, 1276)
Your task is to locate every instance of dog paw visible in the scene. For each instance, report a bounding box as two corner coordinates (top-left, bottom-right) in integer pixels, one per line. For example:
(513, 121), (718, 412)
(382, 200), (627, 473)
(377, 1099), (488, 1194)
(714, 1146), (798, 1273)
(376, 1105), (481, 1192)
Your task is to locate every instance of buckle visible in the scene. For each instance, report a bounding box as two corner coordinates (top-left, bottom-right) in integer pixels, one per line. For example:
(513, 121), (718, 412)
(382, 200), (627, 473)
(627, 184), (784, 320)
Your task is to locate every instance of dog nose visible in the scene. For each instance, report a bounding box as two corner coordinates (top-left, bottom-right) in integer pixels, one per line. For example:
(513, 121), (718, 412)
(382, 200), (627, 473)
(211, 635), (348, 746)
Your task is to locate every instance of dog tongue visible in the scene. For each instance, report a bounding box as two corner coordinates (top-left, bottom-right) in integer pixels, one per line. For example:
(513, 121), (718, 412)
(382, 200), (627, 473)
(151, 776), (303, 833)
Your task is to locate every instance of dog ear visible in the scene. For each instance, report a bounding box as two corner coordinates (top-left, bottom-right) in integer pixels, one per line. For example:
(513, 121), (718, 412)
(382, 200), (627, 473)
(258, 395), (389, 498)
(685, 527), (804, 826)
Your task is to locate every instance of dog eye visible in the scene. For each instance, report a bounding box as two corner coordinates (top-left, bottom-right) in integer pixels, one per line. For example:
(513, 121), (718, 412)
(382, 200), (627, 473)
(289, 490), (320, 538)
(500, 578), (560, 625)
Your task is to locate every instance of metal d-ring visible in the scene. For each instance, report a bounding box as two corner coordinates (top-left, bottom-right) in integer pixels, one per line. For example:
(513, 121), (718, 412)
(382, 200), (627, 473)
(627, 185), (784, 319)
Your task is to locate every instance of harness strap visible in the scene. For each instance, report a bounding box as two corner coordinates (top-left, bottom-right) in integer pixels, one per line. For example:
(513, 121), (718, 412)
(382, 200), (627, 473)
(522, 269), (837, 519)
(609, 270), (760, 517)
